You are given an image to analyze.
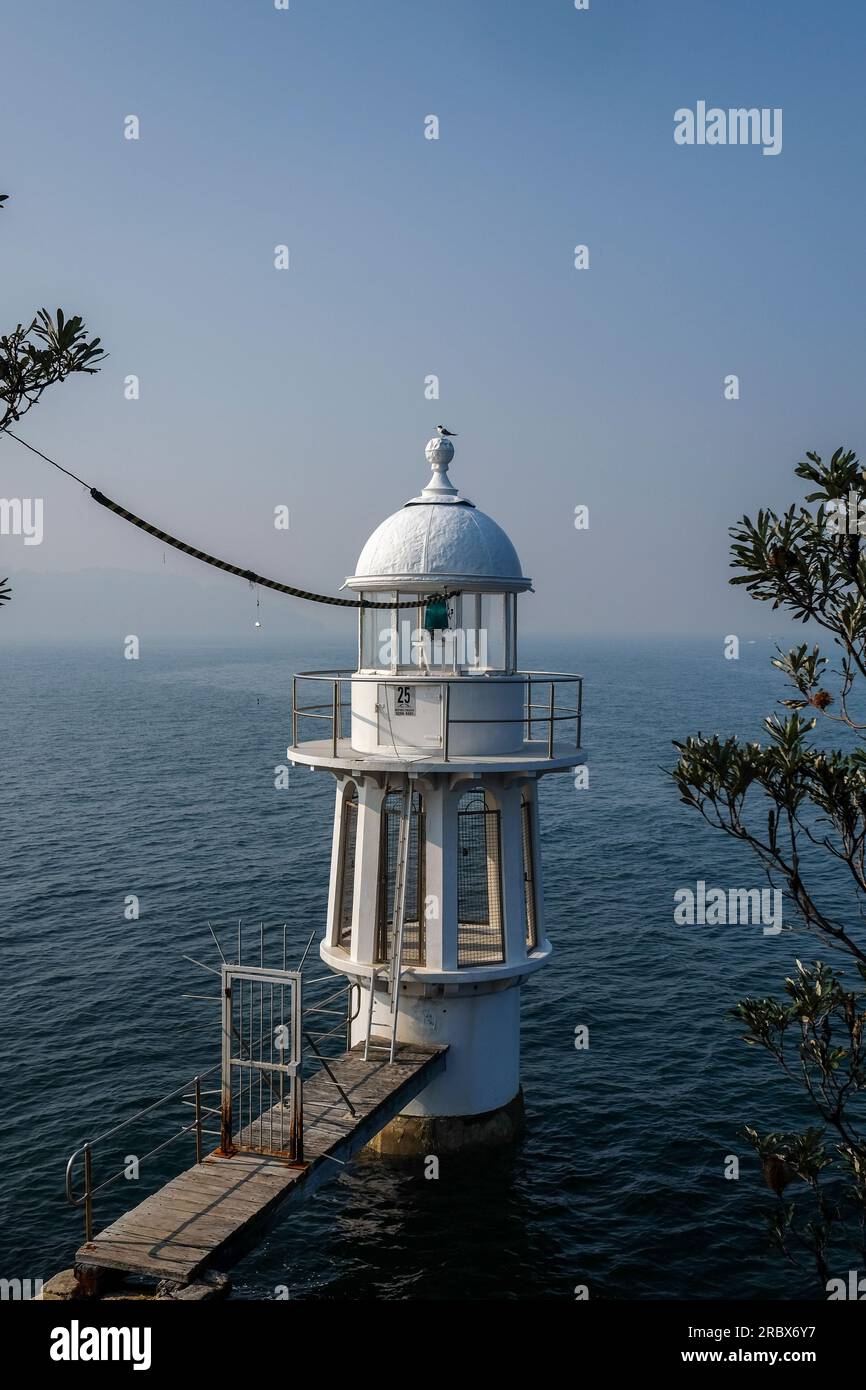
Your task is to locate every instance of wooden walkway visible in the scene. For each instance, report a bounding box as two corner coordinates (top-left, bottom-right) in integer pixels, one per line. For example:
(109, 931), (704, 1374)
(75, 1043), (446, 1287)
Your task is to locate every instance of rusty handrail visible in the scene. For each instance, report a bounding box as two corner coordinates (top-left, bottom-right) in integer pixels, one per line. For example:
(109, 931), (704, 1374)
(65, 1063), (221, 1242)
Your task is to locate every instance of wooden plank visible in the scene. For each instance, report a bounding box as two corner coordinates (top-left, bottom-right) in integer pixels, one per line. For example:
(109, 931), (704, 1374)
(99, 1211), (240, 1243)
(130, 1184), (278, 1219)
(76, 1043), (446, 1283)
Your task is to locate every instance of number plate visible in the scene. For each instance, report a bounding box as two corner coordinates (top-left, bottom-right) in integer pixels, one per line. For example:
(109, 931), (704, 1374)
(393, 685), (416, 716)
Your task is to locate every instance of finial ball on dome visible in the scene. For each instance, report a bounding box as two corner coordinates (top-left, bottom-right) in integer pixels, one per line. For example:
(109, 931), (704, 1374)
(425, 435), (455, 470)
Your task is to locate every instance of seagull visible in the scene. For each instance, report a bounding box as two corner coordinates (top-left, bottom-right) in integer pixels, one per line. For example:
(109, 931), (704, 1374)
(436, 425), (458, 436)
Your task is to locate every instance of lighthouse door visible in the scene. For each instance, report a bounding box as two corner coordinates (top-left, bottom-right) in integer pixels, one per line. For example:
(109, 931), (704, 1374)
(220, 965), (303, 1161)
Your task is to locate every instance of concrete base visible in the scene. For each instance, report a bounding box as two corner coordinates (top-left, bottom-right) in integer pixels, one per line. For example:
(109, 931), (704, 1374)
(40, 1267), (231, 1302)
(40, 1270), (85, 1301)
(355, 982), (523, 1120)
(367, 1088), (524, 1158)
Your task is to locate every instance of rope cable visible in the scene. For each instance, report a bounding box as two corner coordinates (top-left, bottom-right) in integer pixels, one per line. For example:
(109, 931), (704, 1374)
(3, 431), (446, 610)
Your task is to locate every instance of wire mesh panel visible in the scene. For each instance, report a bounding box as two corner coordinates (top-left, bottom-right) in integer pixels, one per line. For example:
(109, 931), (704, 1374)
(220, 966), (302, 1161)
(337, 787), (358, 948)
(376, 790), (425, 965)
(457, 792), (504, 966)
(521, 795), (537, 950)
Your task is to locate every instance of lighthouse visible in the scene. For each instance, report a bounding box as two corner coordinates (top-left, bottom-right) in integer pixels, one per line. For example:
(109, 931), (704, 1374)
(289, 435), (583, 1152)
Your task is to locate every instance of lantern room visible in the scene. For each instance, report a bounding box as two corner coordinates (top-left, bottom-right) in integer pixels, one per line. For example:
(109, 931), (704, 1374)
(350, 433), (530, 678)
(345, 435), (537, 758)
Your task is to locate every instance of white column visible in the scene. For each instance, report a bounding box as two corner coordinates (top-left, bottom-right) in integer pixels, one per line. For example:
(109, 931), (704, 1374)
(421, 782), (445, 970)
(324, 779), (349, 948)
(524, 777), (547, 947)
(351, 779), (385, 963)
(494, 783), (526, 962)
(440, 784), (460, 970)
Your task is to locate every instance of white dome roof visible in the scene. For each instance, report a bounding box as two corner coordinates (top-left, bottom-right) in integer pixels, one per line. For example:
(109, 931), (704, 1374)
(347, 438), (530, 593)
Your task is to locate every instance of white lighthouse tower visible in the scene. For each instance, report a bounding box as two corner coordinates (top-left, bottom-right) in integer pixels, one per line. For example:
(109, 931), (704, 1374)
(289, 435), (583, 1152)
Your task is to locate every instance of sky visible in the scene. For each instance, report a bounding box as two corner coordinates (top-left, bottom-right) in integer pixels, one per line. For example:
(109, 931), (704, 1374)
(1, 0), (865, 641)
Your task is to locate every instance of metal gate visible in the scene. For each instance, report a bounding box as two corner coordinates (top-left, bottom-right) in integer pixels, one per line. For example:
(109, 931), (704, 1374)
(220, 965), (304, 1161)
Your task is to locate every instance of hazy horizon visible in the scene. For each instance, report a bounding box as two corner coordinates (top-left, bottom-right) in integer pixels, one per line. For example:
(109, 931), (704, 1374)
(2, 0), (864, 642)
(0, 566), (815, 646)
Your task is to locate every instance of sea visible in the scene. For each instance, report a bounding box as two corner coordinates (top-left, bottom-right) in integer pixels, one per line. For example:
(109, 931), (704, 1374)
(0, 634), (857, 1300)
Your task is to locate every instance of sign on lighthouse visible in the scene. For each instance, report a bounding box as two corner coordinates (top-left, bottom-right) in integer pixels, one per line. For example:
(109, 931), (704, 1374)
(288, 435), (584, 1153)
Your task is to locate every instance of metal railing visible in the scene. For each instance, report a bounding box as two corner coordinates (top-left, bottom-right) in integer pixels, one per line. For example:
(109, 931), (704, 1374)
(65, 957), (363, 1243)
(301, 971), (362, 1127)
(290, 669), (583, 761)
(65, 1064), (222, 1244)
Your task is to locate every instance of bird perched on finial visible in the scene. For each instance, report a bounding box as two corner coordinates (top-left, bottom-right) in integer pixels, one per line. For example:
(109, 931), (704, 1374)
(436, 424), (458, 437)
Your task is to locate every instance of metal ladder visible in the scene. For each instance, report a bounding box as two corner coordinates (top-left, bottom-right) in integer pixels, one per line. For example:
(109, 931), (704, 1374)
(364, 783), (413, 1063)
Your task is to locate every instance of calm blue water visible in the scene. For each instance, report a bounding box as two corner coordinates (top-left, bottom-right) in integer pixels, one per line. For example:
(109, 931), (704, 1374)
(0, 635), (854, 1299)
